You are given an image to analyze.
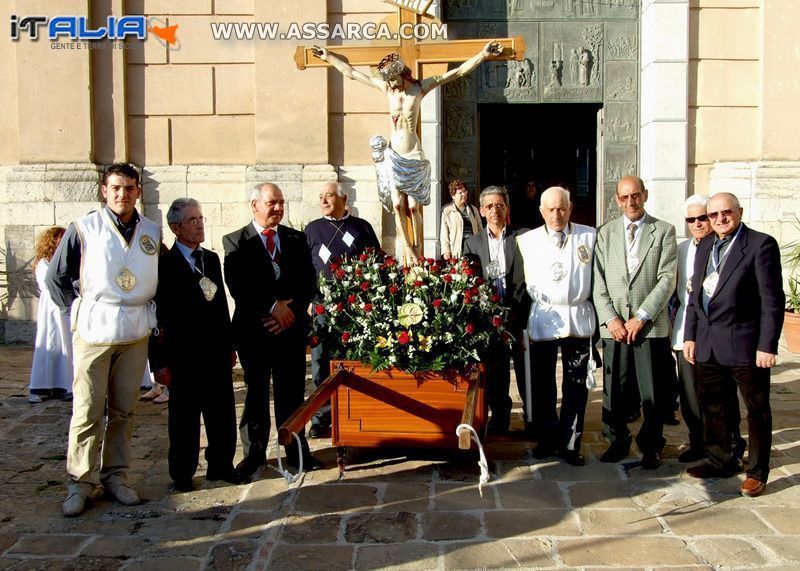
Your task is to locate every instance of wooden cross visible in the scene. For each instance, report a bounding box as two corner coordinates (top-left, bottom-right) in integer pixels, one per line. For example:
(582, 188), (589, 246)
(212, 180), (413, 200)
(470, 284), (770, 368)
(294, 6), (525, 80)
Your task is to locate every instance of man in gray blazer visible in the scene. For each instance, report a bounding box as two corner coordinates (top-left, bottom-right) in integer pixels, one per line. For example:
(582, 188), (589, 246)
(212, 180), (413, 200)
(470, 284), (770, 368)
(593, 176), (678, 468)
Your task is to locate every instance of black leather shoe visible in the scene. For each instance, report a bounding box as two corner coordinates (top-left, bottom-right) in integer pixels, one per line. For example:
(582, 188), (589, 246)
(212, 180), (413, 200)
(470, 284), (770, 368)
(665, 413), (681, 426)
(641, 452), (661, 469)
(678, 447), (705, 463)
(308, 424), (330, 439)
(560, 451), (586, 467)
(487, 420), (510, 436)
(207, 469), (251, 485)
(532, 445), (557, 459)
(625, 409), (641, 423)
(687, 462), (740, 479)
(173, 479), (195, 492)
(287, 454), (322, 471)
(235, 454), (266, 476)
(600, 444), (630, 463)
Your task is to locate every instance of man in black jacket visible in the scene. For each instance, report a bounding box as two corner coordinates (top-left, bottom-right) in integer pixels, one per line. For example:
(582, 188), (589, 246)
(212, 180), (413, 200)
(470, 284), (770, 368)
(464, 185), (529, 434)
(223, 183), (320, 475)
(151, 198), (246, 491)
(684, 192), (784, 497)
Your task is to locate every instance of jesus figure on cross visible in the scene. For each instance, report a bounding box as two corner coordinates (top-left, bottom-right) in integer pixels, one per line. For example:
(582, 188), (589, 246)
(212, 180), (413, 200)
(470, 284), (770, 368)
(312, 41), (502, 264)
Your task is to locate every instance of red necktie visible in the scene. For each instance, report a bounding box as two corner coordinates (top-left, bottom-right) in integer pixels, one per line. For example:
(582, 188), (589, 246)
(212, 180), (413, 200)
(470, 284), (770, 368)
(262, 228), (280, 262)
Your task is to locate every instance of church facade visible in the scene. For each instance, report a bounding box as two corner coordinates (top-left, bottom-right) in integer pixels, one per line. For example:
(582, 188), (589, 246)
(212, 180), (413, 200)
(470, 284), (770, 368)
(0, 0), (798, 341)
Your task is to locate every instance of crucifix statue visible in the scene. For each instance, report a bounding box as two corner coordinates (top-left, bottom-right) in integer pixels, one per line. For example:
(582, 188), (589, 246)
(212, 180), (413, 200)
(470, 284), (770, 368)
(295, 3), (525, 264)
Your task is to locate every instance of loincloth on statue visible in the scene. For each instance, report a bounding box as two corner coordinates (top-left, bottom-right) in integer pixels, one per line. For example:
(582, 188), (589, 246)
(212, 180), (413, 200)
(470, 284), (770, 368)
(371, 136), (431, 213)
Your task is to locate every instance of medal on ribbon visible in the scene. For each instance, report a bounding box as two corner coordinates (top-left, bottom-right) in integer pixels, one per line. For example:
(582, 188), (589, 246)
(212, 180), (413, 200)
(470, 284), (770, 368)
(140, 235), (158, 255)
(198, 276), (218, 302)
(686, 278), (693, 294)
(486, 259), (504, 280)
(702, 271), (719, 298)
(272, 260), (282, 280)
(115, 267), (137, 291)
(551, 262), (566, 282)
(577, 244), (590, 264)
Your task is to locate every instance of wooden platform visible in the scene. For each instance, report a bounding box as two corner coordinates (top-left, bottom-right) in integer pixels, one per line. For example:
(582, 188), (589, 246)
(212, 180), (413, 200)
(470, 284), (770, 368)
(330, 361), (486, 449)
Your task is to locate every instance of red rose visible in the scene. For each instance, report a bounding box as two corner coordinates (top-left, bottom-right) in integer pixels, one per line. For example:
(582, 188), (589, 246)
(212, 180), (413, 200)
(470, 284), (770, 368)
(329, 260), (340, 271)
(492, 316), (503, 328)
(389, 285), (399, 295)
(359, 253), (369, 262)
(463, 295), (472, 305)
(501, 332), (511, 343)
(432, 299), (442, 308)
(363, 303), (373, 313)
(430, 264), (440, 274)
(465, 323), (475, 334)
(309, 335), (320, 347)
(335, 269), (345, 279)
(475, 277), (485, 286)
(341, 332), (351, 342)
(450, 267), (457, 274)
(315, 305), (325, 315)
(470, 287), (480, 296)
(336, 302), (344, 312)
(385, 257), (397, 267)
(402, 267), (410, 275)
(413, 280), (423, 287)
(347, 294), (356, 304)
(355, 268), (363, 276)
(491, 294), (501, 303)
(398, 331), (410, 345)
(360, 281), (370, 291)
(443, 275), (453, 283)
(465, 267), (475, 277)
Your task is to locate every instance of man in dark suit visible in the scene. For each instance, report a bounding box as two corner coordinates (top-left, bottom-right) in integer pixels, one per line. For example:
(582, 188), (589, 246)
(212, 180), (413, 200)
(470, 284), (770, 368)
(464, 185), (529, 434)
(684, 192), (784, 497)
(223, 183), (320, 475)
(150, 198), (247, 491)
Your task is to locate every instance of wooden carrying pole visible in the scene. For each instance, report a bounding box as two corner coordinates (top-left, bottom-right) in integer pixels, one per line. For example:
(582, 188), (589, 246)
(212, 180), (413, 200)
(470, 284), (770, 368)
(458, 368), (483, 450)
(278, 368), (348, 446)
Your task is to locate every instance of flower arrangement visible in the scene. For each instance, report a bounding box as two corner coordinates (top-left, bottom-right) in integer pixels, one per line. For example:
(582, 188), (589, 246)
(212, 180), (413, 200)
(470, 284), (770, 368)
(312, 248), (513, 374)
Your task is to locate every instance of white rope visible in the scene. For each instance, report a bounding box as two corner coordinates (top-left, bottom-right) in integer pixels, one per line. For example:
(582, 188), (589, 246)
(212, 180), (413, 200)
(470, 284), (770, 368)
(586, 336), (598, 390)
(456, 423), (490, 497)
(269, 431), (304, 485)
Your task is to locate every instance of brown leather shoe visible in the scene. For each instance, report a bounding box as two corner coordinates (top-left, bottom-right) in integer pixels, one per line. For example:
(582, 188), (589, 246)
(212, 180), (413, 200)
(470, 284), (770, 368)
(740, 477), (766, 497)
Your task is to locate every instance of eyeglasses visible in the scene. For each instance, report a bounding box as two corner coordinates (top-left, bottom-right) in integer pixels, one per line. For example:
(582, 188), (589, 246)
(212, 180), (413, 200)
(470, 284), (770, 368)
(685, 214), (709, 224)
(182, 216), (206, 226)
(707, 209), (734, 221)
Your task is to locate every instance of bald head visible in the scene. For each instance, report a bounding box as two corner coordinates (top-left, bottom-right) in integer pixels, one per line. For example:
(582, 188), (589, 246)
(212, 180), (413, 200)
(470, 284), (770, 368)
(707, 192), (743, 238)
(615, 176), (648, 221)
(539, 186), (572, 232)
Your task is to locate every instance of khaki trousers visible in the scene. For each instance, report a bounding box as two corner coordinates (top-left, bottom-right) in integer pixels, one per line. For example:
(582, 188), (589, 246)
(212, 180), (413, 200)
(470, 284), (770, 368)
(67, 334), (148, 485)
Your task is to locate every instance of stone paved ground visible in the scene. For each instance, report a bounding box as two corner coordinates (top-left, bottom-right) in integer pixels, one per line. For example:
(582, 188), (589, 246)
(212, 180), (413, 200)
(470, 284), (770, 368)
(0, 344), (799, 570)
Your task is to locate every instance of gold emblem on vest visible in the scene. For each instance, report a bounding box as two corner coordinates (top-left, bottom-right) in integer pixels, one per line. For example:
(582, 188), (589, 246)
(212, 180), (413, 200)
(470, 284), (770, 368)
(577, 244), (591, 264)
(198, 276), (218, 302)
(115, 267), (137, 291)
(140, 235), (158, 255)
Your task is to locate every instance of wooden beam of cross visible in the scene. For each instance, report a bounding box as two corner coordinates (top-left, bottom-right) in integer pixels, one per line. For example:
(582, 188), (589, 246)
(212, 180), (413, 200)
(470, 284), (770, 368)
(293, 8), (525, 77)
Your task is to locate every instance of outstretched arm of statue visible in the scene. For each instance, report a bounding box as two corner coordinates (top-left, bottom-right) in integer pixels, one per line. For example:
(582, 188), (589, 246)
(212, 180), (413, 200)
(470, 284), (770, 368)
(421, 40), (502, 95)
(312, 45), (384, 90)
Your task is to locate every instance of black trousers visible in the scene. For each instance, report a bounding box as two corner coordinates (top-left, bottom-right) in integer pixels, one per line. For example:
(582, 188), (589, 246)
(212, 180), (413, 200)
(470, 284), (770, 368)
(675, 350), (705, 451)
(167, 365), (237, 483)
(530, 337), (590, 451)
(238, 332), (310, 462)
(601, 337), (672, 454)
(485, 339), (526, 430)
(695, 357), (771, 482)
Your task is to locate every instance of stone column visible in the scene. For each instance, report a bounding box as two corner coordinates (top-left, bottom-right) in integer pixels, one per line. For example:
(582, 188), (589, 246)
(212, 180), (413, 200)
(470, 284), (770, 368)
(639, 0), (689, 233)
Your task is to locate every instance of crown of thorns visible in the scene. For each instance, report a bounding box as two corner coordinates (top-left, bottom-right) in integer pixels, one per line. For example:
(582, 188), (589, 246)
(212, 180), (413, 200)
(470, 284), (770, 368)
(377, 53), (409, 80)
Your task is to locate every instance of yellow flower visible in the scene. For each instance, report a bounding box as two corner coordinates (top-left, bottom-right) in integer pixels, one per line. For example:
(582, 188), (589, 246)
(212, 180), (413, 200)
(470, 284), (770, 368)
(397, 303), (424, 327)
(376, 336), (388, 348)
(417, 333), (432, 352)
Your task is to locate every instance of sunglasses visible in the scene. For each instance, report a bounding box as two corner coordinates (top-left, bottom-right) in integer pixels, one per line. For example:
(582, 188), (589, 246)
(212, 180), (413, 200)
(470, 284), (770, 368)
(707, 209), (734, 221)
(685, 214), (709, 224)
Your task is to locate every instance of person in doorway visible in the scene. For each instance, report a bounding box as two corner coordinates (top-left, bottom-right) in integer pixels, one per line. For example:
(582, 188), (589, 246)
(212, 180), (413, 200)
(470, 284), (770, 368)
(440, 179), (483, 259)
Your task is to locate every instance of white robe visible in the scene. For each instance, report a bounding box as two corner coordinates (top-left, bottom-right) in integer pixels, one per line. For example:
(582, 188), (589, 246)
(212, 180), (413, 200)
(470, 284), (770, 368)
(671, 238), (696, 350)
(517, 223), (597, 341)
(29, 260), (73, 392)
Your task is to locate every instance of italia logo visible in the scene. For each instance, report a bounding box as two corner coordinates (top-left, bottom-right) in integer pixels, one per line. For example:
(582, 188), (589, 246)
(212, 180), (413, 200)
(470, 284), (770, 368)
(10, 14), (180, 49)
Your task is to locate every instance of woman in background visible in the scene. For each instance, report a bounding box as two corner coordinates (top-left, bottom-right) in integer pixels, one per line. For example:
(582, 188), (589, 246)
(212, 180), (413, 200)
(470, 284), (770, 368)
(439, 179), (483, 259)
(29, 226), (73, 403)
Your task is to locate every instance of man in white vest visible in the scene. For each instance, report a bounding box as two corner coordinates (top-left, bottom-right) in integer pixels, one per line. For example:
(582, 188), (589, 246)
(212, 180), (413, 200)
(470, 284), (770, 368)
(47, 163), (160, 517)
(515, 187), (596, 465)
